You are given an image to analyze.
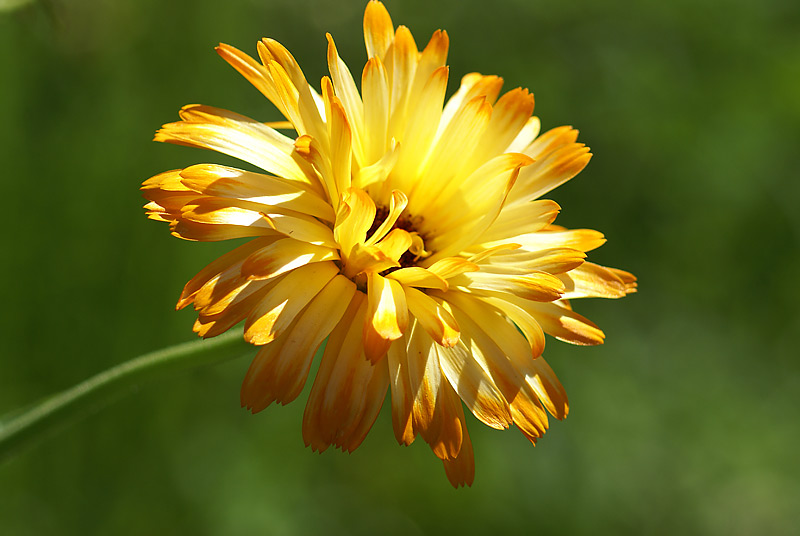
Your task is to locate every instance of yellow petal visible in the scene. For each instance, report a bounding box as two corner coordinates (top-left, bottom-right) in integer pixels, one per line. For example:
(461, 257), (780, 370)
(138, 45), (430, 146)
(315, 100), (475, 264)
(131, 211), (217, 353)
(476, 295), (546, 358)
(262, 212), (338, 248)
(441, 394), (475, 488)
(362, 57), (390, 164)
(366, 189), (408, 245)
(385, 25), (418, 127)
(436, 342), (512, 430)
(404, 287), (460, 347)
(476, 199), (561, 245)
(215, 43), (286, 119)
(513, 126), (591, 203)
(154, 105), (318, 190)
(444, 296), (550, 438)
(326, 33), (365, 165)
(303, 292), (390, 452)
(178, 164), (334, 221)
(506, 116), (541, 153)
(424, 257), (479, 280)
(334, 187), (376, 256)
(367, 273), (409, 340)
(241, 274), (356, 412)
(559, 262), (638, 299)
(180, 199), (272, 228)
(449, 270), (565, 302)
(386, 267), (448, 291)
(389, 65), (448, 195)
(467, 87), (535, 170)
(192, 279), (273, 339)
(405, 319), (445, 448)
(477, 247), (586, 276)
(500, 228), (607, 254)
(446, 292), (568, 419)
(177, 236), (278, 309)
(386, 336), (416, 445)
(328, 99), (354, 203)
(363, 0), (394, 60)
(240, 237), (339, 281)
(506, 297), (606, 346)
(410, 95), (492, 212)
(244, 261), (338, 345)
(375, 228), (413, 262)
(407, 29), (449, 110)
(425, 153), (533, 231)
(352, 138), (400, 190)
(170, 219), (277, 242)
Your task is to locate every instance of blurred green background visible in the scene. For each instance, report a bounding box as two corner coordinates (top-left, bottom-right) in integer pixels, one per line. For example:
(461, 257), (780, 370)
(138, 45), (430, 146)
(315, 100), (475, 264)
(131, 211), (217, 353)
(1, 0), (799, 533)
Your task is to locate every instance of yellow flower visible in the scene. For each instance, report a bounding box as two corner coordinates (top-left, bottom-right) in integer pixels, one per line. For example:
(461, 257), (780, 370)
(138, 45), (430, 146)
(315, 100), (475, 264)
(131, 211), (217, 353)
(142, 0), (636, 487)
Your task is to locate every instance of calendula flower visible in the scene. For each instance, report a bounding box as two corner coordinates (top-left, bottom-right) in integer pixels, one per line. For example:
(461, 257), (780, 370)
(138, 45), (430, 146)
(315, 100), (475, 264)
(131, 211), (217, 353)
(142, 0), (636, 487)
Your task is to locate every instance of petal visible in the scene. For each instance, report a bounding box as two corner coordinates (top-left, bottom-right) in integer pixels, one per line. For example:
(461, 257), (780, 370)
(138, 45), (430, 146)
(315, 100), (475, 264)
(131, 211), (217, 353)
(178, 164), (334, 221)
(443, 293), (551, 436)
(511, 126), (591, 203)
(241, 273), (356, 411)
(170, 219), (277, 242)
(476, 295), (546, 358)
(449, 270), (565, 302)
(477, 246), (586, 275)
(407, 29), (449, 110)
(386, 267), (448, 291)
(517, 299), (606, 346)
(363, 273), (409, 362)
(365, 189), (408, 246)
(389, 65), (449, 196)
(244, 261), (338, 345)
(361, 57), (391, 164)
(352, 138), (400, 190)
(240, 237), (339, 281)
(424, 257), (480, 279)
(404, 287), (460, 347)
(506, 116), (541, 153)
(328, 99), (354, 203)
(439, 73), (503, 132)
(436, 342), (512, 430)
(467, 87), (535, 169)
(385, 25), (419, 130)
(446, 292), (568, 419)
(334, 187), (376, 256)
(374, 228), (413, 262)
(386, 336), (416, 445)
(502, 228), (607, 253)
(215, 43), (286, 119)
(192, 279), (274, 338)
(264, 211), (338, 248)
(302, 291), (390, 452)
(405, 319), (445, 453)
(410, 95), (493, 214)
(154, 105), (317, 189)
(326, 33), (365, 164)
(441, 394), (475, 488)
(476, 199), (561, 245)
(559, 262), (638, 299)
(177, 236), (278, 309)
(424, 153), (533, 233)
(363, 0), (394, 60)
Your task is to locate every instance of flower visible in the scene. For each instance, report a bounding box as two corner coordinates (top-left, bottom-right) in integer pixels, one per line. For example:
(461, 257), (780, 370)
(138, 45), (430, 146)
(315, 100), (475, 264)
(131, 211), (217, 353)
(142, 0), (636, 487)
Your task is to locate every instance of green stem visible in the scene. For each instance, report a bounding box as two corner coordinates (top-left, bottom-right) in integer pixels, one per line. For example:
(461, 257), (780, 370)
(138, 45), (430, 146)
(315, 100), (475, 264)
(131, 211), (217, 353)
(0, 330), (250, 463)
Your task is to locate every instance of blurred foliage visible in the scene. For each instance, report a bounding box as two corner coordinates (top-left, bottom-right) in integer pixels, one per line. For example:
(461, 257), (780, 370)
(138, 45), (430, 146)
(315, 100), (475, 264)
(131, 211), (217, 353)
(1, 0), (799, 534)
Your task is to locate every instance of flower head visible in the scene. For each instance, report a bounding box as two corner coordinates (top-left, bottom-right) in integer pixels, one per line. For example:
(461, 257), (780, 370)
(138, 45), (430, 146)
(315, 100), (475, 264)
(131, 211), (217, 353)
(142, 0), (636, 487)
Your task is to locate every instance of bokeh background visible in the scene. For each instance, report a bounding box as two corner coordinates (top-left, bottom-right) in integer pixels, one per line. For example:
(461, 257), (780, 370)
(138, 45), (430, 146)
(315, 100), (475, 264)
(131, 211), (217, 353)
(1, 0), (799, 533)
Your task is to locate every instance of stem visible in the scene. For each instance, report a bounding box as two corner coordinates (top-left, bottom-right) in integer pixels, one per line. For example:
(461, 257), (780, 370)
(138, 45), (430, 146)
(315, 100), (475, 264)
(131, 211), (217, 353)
(0, 330), (250, 463)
